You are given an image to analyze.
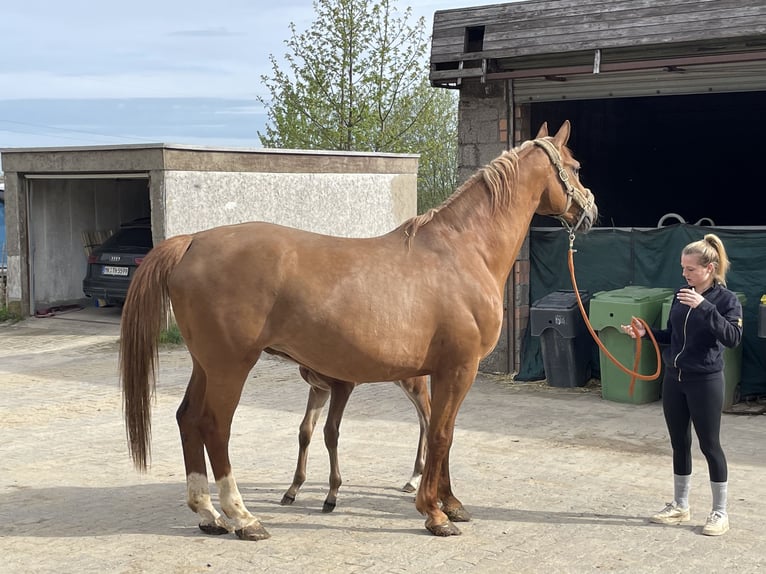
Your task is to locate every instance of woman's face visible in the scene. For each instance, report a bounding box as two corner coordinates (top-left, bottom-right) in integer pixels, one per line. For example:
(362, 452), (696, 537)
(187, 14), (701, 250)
(681, 253), (714, 289)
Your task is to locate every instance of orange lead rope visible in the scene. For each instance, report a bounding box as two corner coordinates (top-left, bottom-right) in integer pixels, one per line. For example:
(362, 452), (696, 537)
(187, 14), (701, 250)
(567, 244), (662, 396)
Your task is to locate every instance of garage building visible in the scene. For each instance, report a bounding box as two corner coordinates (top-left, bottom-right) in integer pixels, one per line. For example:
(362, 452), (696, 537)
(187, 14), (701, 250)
(1, 145), (417, 317)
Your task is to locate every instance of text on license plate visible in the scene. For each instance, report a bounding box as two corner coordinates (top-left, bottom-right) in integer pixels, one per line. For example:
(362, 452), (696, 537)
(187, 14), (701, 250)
(102, 265), (129, 277)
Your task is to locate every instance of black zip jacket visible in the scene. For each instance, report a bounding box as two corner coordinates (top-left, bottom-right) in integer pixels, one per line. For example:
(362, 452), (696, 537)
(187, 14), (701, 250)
(649, 283), (743, 380)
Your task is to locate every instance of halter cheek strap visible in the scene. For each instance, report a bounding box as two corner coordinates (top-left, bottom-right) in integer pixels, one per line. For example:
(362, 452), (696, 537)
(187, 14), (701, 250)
(532, 138), (594, 231)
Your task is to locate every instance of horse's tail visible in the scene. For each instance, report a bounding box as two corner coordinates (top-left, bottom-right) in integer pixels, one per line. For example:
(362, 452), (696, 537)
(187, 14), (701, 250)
(120, 234), (193, 471)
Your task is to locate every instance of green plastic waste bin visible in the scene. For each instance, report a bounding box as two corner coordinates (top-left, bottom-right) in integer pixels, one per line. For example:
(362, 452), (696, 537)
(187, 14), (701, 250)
(661, 291), (747, 410)
(589, 286), (674, 404)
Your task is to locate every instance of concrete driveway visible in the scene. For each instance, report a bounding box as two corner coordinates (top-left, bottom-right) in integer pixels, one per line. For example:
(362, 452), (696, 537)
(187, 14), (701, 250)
(1, 308), (765, 573)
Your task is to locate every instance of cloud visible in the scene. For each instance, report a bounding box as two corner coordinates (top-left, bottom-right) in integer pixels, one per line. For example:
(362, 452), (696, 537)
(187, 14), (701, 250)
(169, 27), (239, 38)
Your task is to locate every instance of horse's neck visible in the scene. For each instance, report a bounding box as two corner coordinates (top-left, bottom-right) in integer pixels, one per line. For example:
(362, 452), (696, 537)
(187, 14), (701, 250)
(421, 172), (541, 287)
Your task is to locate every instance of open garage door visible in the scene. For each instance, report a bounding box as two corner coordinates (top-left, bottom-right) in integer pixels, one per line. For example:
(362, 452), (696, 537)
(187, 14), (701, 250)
(26, 175), (150, 312)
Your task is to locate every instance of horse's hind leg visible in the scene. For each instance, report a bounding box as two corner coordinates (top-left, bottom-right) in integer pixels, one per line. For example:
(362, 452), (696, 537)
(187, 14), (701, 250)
(321, 380), (354, 513)
(176, 359), (229, 535)
(395, 376), (431, 493)
(281, 368), (331, 505)
(201, 364), (270, 541)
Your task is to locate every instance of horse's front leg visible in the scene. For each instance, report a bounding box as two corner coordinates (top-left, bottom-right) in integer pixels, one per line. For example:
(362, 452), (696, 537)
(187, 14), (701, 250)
(281, 380), (331, 505)
(438, 449), (471, 523)
(322, 381), (354, 512)
(177, 361), (229, 535)
(416, 366), (475, 537)
(396, 376), (431, 493)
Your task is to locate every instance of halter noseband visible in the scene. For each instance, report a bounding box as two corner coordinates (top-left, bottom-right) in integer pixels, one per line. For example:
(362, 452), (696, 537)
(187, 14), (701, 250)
(532, 137), (594, 232)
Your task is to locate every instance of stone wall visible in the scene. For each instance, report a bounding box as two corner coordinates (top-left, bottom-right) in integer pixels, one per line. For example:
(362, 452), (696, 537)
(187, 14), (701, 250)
(455, 80), (539, 375)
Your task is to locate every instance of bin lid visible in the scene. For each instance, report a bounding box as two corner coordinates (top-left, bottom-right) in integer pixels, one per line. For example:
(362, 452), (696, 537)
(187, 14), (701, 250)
(589, 286), (674, 331)
(592, 286), (674, 303)
(532, 289), (590, 310)
(530, 290), (590, 337)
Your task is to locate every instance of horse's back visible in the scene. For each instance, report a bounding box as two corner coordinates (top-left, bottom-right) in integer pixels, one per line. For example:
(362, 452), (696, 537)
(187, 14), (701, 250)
(164, 219), (501, 381)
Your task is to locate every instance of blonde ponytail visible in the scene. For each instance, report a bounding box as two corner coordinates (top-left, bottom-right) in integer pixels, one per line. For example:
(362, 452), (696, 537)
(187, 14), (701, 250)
(682, 233), (730, 286)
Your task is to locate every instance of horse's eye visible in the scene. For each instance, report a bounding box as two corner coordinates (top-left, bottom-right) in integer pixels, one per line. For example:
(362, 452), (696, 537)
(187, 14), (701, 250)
(572, 167), (580, 177)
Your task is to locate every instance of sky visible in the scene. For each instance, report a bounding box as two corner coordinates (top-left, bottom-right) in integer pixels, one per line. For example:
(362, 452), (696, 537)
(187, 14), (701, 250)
(0, 0), (496, 152)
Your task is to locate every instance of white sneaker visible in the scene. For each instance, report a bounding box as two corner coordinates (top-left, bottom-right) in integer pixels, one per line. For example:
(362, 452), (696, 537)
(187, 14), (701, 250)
(702, 511), (729, 536)
(650, 501), (691, 525)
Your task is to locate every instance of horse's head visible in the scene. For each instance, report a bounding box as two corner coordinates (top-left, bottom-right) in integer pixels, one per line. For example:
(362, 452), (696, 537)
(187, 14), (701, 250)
(531, 121), (597, 233)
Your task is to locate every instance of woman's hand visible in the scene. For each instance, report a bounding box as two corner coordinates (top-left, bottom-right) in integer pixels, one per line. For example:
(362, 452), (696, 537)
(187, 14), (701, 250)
(620, 317), (646, 339)
(677, 287), (704, 308)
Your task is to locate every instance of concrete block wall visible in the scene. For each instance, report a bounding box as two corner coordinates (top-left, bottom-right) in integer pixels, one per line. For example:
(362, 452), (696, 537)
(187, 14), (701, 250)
(163, 171), (414, 239)
(455, 81), (537, 375)
(512, 103), (535, 376)
(457, 79), (513, 374)
(456, 81), (507, 183)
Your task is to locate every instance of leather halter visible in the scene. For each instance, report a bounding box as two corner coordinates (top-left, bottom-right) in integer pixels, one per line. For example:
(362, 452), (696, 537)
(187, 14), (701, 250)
(532, 137), (594, 232)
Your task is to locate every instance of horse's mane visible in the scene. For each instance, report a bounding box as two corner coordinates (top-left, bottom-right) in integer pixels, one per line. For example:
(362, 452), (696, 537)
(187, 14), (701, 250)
(403, 141), (532, 243)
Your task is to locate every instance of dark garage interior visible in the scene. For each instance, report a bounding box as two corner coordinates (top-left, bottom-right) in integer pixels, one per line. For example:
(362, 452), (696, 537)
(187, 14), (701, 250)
(531, 90), (766, 229)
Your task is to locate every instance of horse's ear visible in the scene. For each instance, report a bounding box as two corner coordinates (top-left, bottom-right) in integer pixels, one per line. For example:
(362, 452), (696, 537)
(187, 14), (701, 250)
(552, 120), (571, 147)
(535, 122), (549, 138)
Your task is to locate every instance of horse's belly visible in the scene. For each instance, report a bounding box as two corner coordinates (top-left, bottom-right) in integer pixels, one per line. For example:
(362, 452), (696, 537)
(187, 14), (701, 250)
(268, 328), (429, 383)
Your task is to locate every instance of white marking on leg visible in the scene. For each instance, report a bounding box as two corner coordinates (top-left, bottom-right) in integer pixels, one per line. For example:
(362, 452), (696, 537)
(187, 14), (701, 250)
(217, 474), (257, 530)
(187, 472), (225, 527)
(405, 473), (422, 492)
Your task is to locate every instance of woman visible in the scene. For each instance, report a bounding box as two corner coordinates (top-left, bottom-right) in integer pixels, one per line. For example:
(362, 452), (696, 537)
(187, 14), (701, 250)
(621, 233), (743, 536)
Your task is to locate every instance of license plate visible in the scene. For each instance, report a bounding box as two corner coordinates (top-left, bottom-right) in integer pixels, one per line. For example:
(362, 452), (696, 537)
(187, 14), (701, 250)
(102, 265), (129, 277)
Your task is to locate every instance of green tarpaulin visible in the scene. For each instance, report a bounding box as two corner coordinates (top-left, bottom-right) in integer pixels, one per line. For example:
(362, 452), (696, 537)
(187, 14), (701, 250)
(520, 224), (766, 398)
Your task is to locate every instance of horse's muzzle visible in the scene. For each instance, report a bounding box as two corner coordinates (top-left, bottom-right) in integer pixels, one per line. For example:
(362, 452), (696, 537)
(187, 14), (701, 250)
(572, 188), (598, 233)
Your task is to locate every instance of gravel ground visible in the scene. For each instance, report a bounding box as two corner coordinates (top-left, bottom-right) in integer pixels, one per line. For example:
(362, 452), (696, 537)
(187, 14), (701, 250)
(1, 308), (765, 573)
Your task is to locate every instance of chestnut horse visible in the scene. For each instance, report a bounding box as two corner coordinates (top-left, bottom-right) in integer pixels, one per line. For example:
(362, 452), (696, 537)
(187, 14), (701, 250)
(281, 369), (430, 512)
(120, 120), (597, 540)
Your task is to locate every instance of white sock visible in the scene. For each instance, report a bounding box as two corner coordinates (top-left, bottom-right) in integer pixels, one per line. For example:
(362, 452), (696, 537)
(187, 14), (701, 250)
(674, 474), (691, 509)
(711, 481), (728, 515)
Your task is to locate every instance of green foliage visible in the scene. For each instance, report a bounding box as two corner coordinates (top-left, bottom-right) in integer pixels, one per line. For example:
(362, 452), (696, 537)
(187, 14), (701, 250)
(159, 322), (184, 345)
(0, 304), (22, 323)
(258, 0), (458, 212)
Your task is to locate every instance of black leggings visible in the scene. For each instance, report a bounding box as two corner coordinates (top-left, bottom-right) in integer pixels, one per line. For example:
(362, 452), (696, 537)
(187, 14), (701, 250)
(662, 370), (727, 482)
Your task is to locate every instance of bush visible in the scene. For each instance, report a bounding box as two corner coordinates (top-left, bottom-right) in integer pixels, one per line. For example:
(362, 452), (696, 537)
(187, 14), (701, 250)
(0, 305), (22, 323)
(159, 322), (184, 345)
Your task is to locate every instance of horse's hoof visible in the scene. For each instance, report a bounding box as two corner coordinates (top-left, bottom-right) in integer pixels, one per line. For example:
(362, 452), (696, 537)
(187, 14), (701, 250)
(322, 500), (336, 513)
(427, 520), (462, 537)
(444, 505), (471, 523)
(235, 522), (271, 541)
(281, 493), (296, 506)
(402, 475), (421, 493)
(198, 521), (230, 536)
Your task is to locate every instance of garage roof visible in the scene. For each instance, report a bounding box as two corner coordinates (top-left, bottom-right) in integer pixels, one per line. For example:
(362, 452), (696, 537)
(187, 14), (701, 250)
(430, 0), (766, 90)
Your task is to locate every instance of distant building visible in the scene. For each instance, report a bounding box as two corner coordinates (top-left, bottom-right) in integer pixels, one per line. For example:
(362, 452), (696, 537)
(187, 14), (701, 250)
(0, 145), (417, 316)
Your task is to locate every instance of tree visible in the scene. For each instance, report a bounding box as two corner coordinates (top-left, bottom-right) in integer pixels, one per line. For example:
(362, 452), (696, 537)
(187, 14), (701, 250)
(258, 0), (458, 212)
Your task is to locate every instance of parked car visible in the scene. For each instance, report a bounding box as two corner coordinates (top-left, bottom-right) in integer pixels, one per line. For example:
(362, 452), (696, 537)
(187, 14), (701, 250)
(82, 217), (152, 305)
